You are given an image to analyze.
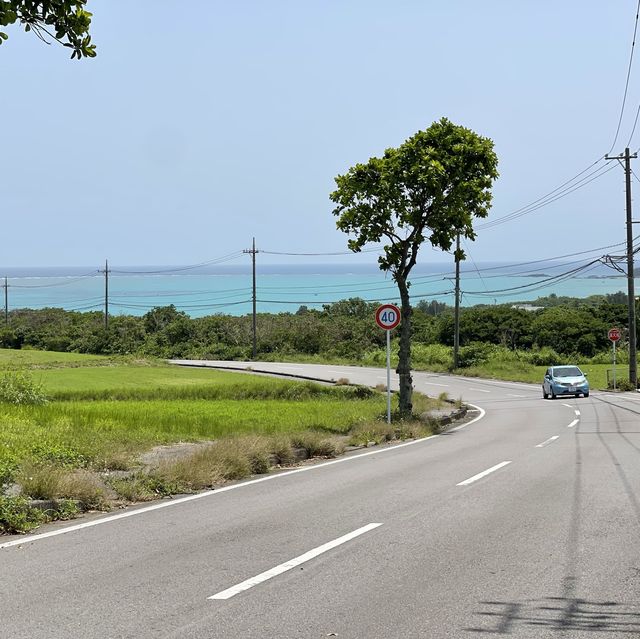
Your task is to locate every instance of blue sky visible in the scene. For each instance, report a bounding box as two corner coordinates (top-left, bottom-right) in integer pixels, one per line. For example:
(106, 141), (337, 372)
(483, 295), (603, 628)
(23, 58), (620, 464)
(1, 1), (637, 267)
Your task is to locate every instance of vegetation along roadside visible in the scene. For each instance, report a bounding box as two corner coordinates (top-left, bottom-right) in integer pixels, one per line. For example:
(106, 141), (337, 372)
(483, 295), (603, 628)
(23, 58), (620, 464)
(0, 291), (635, 391)
(0, 351), (453, 535)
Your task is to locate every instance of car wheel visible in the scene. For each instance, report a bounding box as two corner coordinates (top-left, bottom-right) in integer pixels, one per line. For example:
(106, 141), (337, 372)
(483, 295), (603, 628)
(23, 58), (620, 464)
(584, 392), (589, 398)
(543, 387), (549, 399)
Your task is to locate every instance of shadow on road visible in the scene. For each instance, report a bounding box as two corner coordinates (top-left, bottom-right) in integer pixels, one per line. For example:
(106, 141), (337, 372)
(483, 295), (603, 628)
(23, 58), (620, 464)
(465, 399), (640, 635)
(465, 593), (640, 634)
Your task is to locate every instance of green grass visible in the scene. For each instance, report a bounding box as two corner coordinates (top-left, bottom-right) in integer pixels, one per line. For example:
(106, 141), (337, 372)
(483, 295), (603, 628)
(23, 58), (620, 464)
(457, 362), (614, 390)
(1, 397), (384, 457)
(35, 366), (375, 402)
(0, 360), (388, 485)
(0, 348), (115, 369)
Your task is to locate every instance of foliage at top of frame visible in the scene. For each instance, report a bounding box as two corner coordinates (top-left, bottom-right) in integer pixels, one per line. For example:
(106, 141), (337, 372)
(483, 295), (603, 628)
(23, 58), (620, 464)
(0, 1), (95, 59)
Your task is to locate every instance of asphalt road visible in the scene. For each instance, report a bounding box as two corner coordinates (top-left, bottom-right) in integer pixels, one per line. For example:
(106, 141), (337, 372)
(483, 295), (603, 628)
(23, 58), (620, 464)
(2, 362), (640, 638)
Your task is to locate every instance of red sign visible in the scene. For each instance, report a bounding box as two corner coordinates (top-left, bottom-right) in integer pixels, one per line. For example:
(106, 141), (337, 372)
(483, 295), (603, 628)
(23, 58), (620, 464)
(608, 327), (621, 342)
(375, 304), (401, 330)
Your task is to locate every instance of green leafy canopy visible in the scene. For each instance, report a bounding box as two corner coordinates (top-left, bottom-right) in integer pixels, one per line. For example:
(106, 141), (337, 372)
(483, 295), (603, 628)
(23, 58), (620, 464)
(330, 118), (499, 278)
(0, 1), (95, 59)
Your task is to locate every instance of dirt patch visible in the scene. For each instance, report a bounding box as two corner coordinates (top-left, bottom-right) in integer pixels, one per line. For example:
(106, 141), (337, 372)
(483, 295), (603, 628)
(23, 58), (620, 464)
(137, 441), (216, 467)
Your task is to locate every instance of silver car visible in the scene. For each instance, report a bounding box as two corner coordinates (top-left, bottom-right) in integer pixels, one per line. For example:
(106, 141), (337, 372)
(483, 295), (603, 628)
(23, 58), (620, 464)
(543, 365), (590, 399)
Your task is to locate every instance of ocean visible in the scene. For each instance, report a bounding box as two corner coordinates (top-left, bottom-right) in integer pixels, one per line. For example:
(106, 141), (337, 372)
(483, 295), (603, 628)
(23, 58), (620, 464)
(0, 262), (631, 318)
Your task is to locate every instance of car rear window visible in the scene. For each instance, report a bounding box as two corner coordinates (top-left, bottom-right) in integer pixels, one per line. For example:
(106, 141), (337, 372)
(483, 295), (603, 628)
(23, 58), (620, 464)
(553, 366), (581, 377)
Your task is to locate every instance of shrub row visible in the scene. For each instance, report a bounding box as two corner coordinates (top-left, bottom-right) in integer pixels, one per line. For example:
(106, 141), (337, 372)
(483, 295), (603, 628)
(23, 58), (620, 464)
(0, 293), (636, 361)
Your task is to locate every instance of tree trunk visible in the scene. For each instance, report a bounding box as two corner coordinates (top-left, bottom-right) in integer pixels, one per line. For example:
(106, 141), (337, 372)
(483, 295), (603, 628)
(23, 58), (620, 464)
(396, 276), (413, 417)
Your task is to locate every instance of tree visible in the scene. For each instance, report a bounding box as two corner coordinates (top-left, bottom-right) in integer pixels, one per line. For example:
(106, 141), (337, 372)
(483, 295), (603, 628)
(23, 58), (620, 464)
(331, 118), (498, 415)
(0, 1), (95, 58)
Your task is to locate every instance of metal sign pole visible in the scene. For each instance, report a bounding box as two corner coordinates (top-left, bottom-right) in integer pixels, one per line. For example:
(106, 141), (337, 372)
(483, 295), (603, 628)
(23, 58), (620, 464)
(386, 329), (391, 424)
(375, 303), (401, 425)
(613, 340), (617, 391)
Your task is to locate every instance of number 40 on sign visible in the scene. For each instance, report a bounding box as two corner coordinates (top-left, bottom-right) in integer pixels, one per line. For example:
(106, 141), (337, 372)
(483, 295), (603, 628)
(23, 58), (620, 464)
(375, 304), (401, 330)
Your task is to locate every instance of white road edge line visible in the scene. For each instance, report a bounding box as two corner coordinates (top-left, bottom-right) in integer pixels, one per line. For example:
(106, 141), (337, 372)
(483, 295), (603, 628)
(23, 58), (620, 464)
(568, 419), (579, 428)
(574, 410), (580, 416)
(0, 404), (486, 551)
(562, 403), (573, 408)
(468, 388), (491, 393)
(535, 436), (560, 448)
(424, 382), (449, 387)
(457, 461), (512, 486)
(208, 522), (383, 600)
(507, 394), (526, 398)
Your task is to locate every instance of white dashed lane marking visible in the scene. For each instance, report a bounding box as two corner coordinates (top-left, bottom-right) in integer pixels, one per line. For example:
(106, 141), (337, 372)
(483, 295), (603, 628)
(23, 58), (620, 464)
(536, 436), (560, 448)
(457, 461), (511, 486)
(208, 523), (383, 600)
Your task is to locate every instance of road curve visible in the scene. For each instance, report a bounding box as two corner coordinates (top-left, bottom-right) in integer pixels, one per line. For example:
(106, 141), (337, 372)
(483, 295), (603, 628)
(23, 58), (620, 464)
(1, 362), (640, 638)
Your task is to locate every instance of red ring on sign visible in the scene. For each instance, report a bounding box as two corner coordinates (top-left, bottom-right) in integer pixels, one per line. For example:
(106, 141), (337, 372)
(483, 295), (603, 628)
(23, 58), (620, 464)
(375, 303), (401, 330)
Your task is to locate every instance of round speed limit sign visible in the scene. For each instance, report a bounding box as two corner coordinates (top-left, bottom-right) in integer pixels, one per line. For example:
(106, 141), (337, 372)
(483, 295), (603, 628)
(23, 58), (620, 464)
(375, 304), (401, 330)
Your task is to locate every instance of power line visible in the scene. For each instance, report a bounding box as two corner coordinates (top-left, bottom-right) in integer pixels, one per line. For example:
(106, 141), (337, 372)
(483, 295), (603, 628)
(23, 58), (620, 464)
(610, 0), (640, 152)
(260, 247), (381, 256)
(110, 251), (245, 275)
(10, 270), (98, 288)
(461, 258), (602, 296)
(477, 161), (615, 230)
(108, 299), (253, 312)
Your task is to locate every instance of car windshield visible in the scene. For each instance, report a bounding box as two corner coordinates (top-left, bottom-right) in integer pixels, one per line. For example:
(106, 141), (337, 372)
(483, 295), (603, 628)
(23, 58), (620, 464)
(553, 366), (582, 378)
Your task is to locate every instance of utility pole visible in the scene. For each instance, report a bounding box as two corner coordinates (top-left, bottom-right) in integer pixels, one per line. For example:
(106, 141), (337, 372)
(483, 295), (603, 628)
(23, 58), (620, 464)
(243, 238), (259, 358)
(453, 234), (461, 369)
(606, 147), (638, 387)
(3, 277), (7, 325)
(99, 259), (110, 330)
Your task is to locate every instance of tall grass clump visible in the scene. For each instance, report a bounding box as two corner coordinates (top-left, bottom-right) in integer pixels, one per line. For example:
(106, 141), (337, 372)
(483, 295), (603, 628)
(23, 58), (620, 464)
(290, 432), (344, 458)
(348, 421), (395, 446)
(0, 371), (48, 405)
(17, 462), (108, 510)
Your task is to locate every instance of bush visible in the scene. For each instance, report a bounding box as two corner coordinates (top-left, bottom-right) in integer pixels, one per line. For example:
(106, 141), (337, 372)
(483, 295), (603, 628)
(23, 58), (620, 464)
(412, 343), (452, 368)
(522, 347), (562, 366)
(608, 378), (636, 391)
(0, 370), (49, 405)
(457, 343), (494, 368)
(0, 495), (46, 534)
(0, 455), (19, 487)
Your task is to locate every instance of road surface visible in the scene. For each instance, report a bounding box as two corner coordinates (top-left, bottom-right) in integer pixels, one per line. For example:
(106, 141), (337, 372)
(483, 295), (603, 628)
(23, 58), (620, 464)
(1, 361), (639, 638)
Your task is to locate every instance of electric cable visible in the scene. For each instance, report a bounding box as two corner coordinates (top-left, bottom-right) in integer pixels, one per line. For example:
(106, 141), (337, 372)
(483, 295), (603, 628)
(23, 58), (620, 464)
(611, 0), (640, 152)
(477, 162), (616, 230)
(110, 251), (245, 275)
(9, 270), (98, 288)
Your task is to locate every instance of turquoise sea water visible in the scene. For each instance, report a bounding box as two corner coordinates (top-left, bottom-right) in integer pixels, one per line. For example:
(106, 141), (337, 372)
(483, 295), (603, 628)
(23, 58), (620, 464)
(0, 263), (631, 317)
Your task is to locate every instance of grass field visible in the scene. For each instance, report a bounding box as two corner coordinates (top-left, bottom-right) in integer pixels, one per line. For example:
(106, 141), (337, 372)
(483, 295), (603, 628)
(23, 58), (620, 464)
(0, 349), (115, 369)
(0, 362), (387, 470)
(458, 362), (615, 390)
(1, 350), (448, 532)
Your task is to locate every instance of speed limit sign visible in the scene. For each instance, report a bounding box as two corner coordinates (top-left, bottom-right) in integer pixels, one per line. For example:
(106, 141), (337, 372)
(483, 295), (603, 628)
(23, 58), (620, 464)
(375, 304), (401, 330)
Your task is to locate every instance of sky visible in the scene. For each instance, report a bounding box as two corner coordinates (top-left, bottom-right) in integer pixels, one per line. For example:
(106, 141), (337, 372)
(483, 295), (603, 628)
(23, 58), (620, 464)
(1, 1), (639, 269)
